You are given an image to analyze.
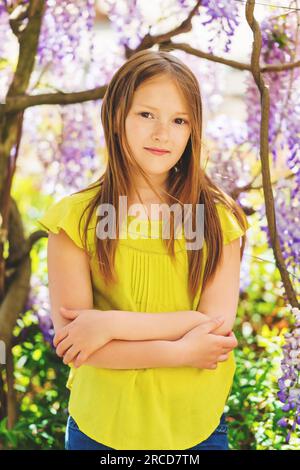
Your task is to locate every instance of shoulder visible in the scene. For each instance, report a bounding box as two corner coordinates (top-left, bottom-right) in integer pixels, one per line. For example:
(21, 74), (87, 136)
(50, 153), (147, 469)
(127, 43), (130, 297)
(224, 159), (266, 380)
(37, 183), (101, 249)
(215, 201), (251, 245)
(58, 183), (100, 210)
(41, 182), (99, 211)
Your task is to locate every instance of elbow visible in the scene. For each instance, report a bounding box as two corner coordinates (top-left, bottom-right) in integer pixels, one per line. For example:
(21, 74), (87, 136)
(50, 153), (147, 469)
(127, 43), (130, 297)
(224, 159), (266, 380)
(211, 324), (233, 336)
(210, 315), (237, 337)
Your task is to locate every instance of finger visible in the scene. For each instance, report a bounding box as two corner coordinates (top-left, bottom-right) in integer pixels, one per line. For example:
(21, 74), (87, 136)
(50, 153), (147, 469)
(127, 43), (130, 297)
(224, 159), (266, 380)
(63, 345), (80, 365)
(56, 336), (72, 357)
(221, 336), (237, 352)
(228, 331), (237, 341)
(74, 351), (88, 368)
(53, 328), (68, 348)
(208, 363), (218, 370)
(60, 307), (80, 319)
(218, 354), (229, 362)
(203, 317), (225, 333)
(219, 336), (238, 349)
(70, 353), (80, 369)
(230, 335), (238, 347)
(232, 333), (238, 345)
(221, 346), (234, 354)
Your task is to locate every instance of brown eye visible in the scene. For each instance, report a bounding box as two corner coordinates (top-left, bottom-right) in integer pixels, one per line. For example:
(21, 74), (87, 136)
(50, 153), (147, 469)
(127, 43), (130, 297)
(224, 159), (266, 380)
(175, 118), (188, 125)
(139, 112), (153, 119)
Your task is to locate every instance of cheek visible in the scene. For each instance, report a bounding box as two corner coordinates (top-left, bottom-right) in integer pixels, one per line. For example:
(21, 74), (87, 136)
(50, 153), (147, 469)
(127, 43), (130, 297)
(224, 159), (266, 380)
(171, 131), (189, 152)
(126, 119), (147, 143)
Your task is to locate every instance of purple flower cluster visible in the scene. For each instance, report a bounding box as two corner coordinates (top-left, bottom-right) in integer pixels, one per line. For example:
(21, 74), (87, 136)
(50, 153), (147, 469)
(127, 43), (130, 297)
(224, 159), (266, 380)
(26, 274), (55, 346)
(277, 306), (300, 443)
(176, 0), (241, 53)
(274, 178), (300, 276)
(1, 1), (102, 193)
(246, 13), (300, 164)
(102, 0), (146, 50)
(0, 0), (5, 15)
(259, 177), (299, 280)
(22, 0), (101, 195)
(37, 0), (96, 71)
(245, 12), (300, 273)
(103, 0), (241, 55)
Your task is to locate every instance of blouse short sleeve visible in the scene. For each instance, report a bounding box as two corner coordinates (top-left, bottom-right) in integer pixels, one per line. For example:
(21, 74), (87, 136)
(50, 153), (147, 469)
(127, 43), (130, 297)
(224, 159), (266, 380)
(37, 194), (87, 249)
(216, 202), (251, 245)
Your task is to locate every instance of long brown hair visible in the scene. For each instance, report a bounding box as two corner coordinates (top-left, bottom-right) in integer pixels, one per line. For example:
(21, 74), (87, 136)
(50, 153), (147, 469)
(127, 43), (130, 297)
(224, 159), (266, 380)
(74, 49), (249, 302)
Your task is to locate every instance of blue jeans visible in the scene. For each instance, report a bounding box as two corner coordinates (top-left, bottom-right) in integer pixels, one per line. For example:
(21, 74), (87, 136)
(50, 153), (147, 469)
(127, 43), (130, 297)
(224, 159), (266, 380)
(65, 413), (229, 450)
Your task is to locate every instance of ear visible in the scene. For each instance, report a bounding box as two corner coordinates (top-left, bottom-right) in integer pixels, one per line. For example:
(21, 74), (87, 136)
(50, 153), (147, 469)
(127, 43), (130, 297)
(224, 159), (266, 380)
(60, 307), (80, 319)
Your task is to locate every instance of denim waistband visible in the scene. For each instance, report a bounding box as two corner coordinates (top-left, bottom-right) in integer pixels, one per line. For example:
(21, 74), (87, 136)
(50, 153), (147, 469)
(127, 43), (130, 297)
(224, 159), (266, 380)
(214, 413), (228, 434)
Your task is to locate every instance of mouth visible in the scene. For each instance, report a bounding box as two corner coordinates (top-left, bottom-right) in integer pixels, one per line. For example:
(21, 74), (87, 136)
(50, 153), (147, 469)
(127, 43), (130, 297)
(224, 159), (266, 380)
(144, 147), (170, 156)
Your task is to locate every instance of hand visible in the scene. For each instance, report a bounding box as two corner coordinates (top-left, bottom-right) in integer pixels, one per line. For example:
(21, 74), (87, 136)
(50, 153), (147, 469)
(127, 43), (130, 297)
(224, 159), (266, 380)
(53, 307), (113, 368)
(179, 317), (238, 370)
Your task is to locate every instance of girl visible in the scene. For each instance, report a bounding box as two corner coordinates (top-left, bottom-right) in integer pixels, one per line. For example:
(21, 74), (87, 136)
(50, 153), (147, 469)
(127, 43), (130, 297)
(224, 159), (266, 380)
(37, 49), (250, 451)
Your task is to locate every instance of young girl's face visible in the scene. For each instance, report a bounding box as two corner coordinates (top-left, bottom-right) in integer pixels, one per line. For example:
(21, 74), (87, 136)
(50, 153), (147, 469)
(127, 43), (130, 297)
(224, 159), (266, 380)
(125, 74), (191, 188)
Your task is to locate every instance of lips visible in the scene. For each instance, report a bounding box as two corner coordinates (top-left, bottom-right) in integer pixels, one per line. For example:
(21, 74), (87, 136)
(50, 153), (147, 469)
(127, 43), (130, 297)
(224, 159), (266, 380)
(144, 147), (170, 155)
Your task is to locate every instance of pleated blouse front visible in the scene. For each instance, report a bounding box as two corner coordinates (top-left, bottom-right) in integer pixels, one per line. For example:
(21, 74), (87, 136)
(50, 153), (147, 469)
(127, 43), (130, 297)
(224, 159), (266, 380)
(37, 184), (250, 450)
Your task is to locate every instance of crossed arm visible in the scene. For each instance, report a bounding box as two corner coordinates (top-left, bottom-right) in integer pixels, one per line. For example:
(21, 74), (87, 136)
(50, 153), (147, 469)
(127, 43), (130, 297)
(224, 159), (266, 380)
(47, 230), (241, 369)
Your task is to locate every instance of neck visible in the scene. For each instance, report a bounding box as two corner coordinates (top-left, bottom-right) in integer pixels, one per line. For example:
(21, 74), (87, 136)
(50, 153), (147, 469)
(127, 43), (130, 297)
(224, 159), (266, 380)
(129, 173), (168, 202)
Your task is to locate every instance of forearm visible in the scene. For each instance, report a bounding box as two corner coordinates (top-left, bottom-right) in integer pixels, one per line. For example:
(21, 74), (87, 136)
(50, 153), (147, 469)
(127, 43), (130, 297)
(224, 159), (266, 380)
(196, 309), (236, 336)
(83, 338), (184, 369)
(109, 309), (205, 342)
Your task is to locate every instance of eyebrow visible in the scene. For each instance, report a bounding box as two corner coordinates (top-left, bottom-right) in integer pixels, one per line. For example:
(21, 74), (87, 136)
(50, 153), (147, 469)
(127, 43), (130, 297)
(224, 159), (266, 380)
(136, 104), (189, 116)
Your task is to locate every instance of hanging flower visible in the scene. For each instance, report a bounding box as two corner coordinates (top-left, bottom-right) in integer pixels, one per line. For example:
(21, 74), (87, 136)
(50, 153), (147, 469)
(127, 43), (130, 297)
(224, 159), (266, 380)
(277, 306), (300, 443)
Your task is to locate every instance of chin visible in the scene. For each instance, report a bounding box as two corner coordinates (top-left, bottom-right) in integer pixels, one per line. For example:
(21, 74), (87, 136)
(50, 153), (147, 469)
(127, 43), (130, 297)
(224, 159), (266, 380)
(144, 165), (172, 176)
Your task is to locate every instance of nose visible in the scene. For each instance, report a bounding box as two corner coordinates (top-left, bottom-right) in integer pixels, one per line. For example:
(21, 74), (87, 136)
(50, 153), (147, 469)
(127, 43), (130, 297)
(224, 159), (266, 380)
(152, 121), (170, 142)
